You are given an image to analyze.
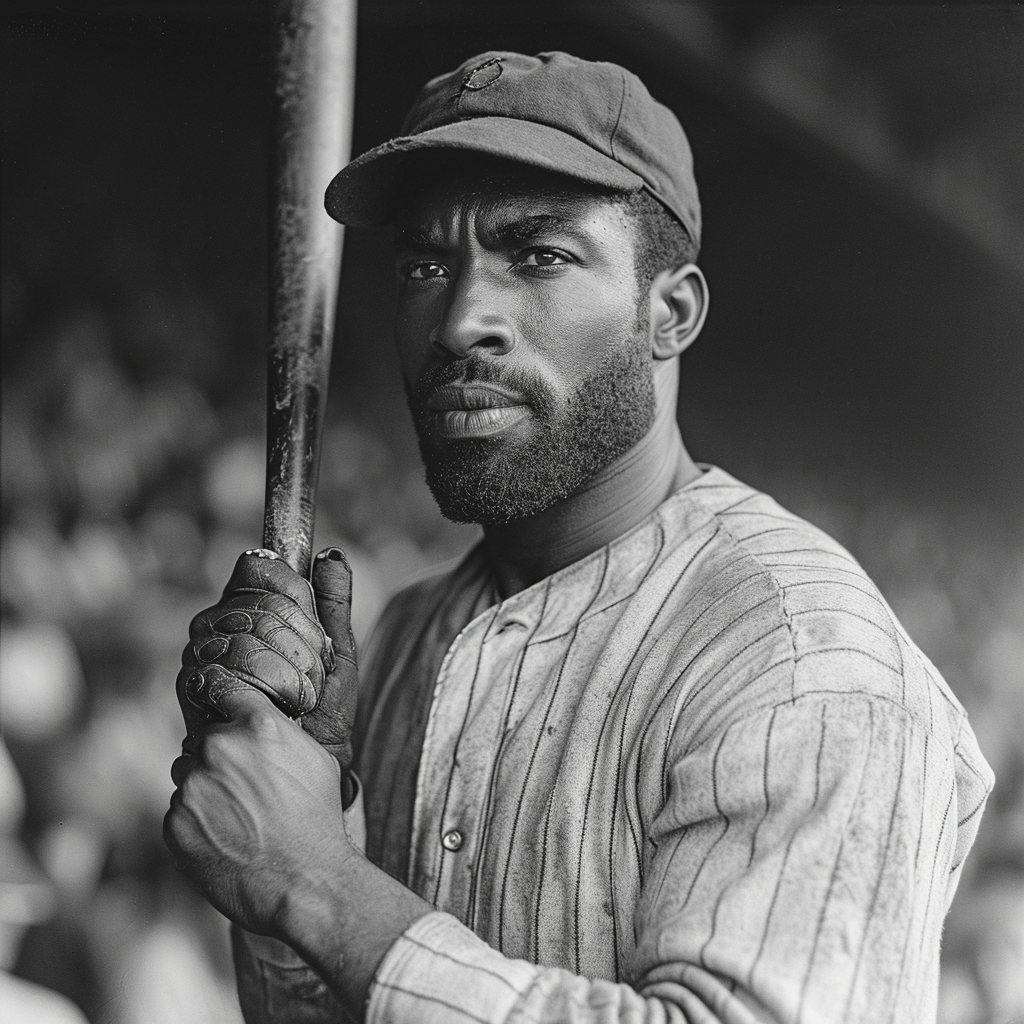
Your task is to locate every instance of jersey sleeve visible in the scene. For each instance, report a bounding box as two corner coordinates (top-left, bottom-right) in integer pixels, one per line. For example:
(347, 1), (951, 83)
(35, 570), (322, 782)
(366, 692), (980, 1024)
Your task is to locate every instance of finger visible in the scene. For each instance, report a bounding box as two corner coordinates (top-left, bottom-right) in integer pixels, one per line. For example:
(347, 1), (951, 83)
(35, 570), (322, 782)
(221, 549), (318, 618)
(190, 593), (314, 644)
(183, 658), (317, 719)
(180, 727), (202, 761)
(170, 752), (197, 788)
(189, 613), (325, 693)
(176, 663), (214, 736)
(201, 669), (293, 729)
(311, 547), (356, 663)
(188, 663), (281, 722)
(211, 591), (328, 649)
(213, 637), (318, 715)
(189, 600), (332, 697)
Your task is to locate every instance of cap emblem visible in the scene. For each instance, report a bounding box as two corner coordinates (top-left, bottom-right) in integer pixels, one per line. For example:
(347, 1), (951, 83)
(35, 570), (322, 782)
(461, 57), (503, 92)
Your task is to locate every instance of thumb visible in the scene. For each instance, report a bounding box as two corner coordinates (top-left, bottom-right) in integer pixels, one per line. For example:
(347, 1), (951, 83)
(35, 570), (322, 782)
(190, 663), (280, 722)
(311, 547), (356, 664)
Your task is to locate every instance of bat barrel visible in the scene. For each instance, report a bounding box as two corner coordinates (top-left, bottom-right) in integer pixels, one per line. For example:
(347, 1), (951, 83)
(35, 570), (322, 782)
(263, 0), (356, 578)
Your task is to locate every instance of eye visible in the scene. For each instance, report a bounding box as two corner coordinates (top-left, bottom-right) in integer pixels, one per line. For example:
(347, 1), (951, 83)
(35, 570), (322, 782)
(407, 261), (448, 280)
(518, 249), (569, 268)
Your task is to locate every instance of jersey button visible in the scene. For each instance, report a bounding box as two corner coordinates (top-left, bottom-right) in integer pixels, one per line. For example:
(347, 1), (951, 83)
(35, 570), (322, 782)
(442, 829), (464, 852)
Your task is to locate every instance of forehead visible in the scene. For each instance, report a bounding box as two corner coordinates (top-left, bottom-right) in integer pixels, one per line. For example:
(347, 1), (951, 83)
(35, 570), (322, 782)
(392, 154), (632, 245)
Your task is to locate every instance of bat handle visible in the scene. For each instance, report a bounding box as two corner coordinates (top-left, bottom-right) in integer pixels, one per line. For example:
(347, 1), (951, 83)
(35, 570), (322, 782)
(263, 346), (326, 580)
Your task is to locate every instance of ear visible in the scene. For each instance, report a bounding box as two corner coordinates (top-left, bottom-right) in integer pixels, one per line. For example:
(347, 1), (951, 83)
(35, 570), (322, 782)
(649, 264), (709, 360)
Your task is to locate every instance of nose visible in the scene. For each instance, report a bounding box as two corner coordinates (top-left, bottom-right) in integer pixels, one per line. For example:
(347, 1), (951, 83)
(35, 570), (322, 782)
(432, 268), (515, 359)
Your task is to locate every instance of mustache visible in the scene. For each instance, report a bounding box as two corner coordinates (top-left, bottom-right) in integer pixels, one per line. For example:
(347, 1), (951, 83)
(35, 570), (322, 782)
(413, 359), (552, 413)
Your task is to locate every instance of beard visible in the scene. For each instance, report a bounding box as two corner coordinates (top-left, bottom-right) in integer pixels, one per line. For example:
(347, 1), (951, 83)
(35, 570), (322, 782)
(406, 337), (657, 525)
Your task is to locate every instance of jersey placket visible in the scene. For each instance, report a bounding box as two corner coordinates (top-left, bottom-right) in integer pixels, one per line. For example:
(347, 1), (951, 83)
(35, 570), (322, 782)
(408, 590), (544, 914)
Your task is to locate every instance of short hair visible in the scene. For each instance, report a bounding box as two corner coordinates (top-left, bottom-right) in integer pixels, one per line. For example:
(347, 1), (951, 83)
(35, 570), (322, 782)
(614, 189), (700, 300)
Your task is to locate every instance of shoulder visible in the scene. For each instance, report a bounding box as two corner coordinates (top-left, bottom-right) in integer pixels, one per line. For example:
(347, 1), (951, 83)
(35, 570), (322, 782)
(657, 469), (985, 770)
(660, 469), (993, 848)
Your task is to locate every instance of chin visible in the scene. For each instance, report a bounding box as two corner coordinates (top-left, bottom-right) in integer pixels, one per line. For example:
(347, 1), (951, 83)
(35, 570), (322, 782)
(423, 454), (573, 525)
(430, 491), (563, 527)
(420, 433), (610, 526)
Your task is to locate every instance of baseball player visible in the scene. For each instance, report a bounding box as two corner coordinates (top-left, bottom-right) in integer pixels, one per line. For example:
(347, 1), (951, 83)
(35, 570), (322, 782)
(164, 52), (994, 1023)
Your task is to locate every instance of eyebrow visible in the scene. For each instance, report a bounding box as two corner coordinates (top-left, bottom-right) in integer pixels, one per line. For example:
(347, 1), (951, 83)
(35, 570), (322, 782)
(394, 210), (591, 254)
(394, 225), (444, 252)
(491, 213), (580, 248)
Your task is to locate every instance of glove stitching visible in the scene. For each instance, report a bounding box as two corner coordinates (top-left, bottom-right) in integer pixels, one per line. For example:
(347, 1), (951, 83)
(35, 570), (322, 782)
(238, 643), (318, 715)
(249, 595), (332, 659)
(208, 665), (306, 718)
(249, 623), (327, 684)
(203, 604), (329, 676)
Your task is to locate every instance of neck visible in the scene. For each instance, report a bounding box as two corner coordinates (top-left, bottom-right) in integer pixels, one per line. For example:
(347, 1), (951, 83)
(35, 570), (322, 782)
(482, 366), (700, 598)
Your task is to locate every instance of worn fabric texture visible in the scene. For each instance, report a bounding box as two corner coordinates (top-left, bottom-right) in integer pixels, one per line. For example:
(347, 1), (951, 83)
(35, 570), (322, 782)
(241, 465), (994, 1024)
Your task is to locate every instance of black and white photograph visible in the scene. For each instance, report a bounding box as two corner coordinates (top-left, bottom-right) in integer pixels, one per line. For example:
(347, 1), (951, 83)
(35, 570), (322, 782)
(2, 3), (1022, 1022)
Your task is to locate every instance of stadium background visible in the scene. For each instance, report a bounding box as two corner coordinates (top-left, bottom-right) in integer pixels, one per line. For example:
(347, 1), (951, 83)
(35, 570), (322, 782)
(2, 3), (1022, 1021)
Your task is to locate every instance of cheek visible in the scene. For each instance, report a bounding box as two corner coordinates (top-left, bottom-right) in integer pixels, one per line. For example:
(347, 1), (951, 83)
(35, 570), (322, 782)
(394, 297), (437, 384)
(523, 277), (640, 390)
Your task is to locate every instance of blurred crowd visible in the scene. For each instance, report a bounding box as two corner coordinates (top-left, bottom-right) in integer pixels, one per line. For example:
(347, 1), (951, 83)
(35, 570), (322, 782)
(1, 281), (1021, 1022)
(0, 285), (479, 1021)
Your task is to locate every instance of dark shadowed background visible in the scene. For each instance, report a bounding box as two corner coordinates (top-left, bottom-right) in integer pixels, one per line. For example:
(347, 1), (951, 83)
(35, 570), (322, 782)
(2, 3), (1022, 1022)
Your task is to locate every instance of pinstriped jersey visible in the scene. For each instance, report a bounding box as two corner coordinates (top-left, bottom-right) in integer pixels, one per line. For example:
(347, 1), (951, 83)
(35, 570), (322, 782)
(352, 465), (993, 1024)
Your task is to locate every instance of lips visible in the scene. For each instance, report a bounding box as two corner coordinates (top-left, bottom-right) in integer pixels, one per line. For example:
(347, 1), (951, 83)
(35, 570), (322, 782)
(426, 384), (530, 439)
(427, 384), (523, 411)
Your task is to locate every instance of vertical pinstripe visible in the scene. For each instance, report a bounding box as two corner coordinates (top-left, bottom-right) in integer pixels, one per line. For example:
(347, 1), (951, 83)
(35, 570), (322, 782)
(247, 466), (992, 1024)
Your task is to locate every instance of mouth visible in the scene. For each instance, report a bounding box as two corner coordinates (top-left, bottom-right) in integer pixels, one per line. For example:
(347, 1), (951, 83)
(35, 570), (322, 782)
(426, 384), (530, 439)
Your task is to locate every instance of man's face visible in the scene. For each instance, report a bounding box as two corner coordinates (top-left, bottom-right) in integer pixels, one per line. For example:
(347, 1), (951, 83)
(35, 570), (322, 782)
(393, 163), (656, 525)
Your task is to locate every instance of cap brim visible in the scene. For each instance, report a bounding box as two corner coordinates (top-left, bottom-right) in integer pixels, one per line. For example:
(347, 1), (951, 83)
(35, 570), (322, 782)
(325, 116), (646, 227)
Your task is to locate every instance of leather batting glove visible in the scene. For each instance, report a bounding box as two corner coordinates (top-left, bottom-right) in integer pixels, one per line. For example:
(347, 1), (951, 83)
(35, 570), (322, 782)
(177, 546), (358, 804)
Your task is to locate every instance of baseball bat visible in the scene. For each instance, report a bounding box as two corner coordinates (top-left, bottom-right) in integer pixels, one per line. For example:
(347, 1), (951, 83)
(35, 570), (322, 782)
(263, 0), (356, 579)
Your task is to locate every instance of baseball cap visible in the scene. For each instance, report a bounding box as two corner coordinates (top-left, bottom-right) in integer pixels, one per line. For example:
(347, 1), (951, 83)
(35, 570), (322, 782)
(325, 50), (701, 243)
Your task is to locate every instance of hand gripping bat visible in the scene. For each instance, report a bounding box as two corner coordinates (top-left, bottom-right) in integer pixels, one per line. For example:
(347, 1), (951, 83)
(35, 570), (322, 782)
(262, 0), (356, 580)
